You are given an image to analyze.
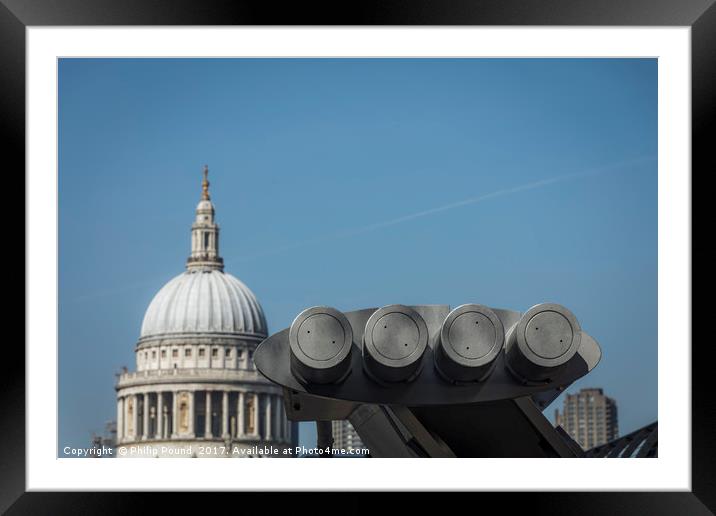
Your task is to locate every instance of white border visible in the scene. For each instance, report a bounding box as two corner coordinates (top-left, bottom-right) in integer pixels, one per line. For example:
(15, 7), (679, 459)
(27, 27), (691, 491)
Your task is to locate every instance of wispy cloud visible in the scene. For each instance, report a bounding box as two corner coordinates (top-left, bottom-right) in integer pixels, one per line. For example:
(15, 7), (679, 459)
(229, 155), (655, 264)
(68, 155), (654, 302)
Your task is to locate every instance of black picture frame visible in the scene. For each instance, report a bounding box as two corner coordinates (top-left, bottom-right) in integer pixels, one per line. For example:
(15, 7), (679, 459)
(6, 1), (710, 513)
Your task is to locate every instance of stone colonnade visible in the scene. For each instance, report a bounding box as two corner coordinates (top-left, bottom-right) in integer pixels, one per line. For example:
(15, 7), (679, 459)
(116, 389), (290, 444)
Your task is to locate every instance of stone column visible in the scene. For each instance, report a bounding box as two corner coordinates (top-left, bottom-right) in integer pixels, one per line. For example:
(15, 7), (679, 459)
(116, 397), (124, 443)
(188, 391), (195, 437)
(222, 391), (229, 438)
(156, 392), (163, 439)
(172, 391), (178, 438)
(142, 393), (149, 439)
(124, 395), (130, 440)
(132, 394), (139, 441)
(273, 394), (281, 442)
(205, 391), (212, 438)
(162, 400), (169, 439)
(265, 394), (273, 441)
(237, 391), (245, 437)
(253, 392), (260, 438)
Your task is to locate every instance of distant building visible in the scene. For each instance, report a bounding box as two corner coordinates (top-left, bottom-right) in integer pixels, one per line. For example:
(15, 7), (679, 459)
(555, 388), (618, 449)
(89, 420), (117, 458)
(332, 420), (364, 451)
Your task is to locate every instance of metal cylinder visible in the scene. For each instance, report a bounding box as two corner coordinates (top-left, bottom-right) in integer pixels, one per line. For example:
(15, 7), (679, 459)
(289, 306), (353, 384)
(435, 304), (504, 382)
(362, 304), (428, 383)
(504, 303), (581, 382)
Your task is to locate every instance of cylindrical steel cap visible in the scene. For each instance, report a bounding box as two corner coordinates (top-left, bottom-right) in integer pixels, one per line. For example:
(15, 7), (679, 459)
(289, 306), (353, 384)
(362, 304), (428, 383)
(505, 303), (581, 382)
(436, 304), (504, 382)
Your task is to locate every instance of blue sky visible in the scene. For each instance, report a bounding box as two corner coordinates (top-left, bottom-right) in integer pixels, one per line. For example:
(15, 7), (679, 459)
(59, 58), (657, 453)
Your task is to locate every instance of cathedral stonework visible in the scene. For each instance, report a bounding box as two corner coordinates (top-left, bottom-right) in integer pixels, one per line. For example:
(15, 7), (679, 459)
(115, 167), (295, 457)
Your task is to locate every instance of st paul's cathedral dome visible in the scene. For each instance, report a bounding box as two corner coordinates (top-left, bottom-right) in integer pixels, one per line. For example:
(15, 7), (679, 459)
(114, 166), (294, 458)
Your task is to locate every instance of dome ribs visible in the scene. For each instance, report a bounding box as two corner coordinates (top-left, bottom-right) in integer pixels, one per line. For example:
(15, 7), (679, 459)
(139, 270), (267, 340)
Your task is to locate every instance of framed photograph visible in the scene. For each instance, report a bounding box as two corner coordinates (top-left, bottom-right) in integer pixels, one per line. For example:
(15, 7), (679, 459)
(9, 0), (709, 512)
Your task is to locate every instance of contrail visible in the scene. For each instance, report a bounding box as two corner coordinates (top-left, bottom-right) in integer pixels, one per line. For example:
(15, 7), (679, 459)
(68, 155), (654, 302)
(228, 155), (655, 263)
